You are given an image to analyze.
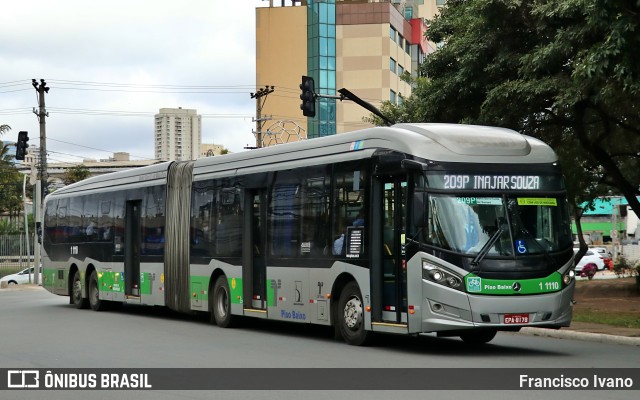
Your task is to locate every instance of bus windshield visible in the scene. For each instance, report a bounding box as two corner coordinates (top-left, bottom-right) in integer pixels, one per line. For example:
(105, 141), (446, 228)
(425, 194), (572, 257)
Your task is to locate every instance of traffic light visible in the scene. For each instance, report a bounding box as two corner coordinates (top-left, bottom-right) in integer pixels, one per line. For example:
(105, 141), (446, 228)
(300, 75), (316, 117)
(15, 131), (29, 161)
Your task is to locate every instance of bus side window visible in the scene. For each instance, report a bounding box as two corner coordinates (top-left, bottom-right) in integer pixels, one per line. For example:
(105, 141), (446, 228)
(113, 193), (125, 255)
(56, 198), (68, 245)
(99, 199), (113, 241)
(83, 194), (99, 242)
(300, 167), (330, 258)
(216, 187), (243, 257)
(269, 170), (300, 258)
(191, 179), (215, 258)
(333, 163), (367, 258)
(142, 185), (166, 256)
(43, 199), (58, 246)
(69, 197), (83, 243)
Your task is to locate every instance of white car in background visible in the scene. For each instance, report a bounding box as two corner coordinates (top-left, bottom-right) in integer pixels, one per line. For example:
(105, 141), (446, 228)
(0, 267), (42, 286)
(573, 249), (605, 271)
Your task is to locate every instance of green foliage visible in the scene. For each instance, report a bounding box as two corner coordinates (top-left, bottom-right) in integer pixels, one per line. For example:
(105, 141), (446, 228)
(373, 0), (640, 230)
(613, 255), (639, 278)
(63, 164), (91, 185)
(0, 124), (27, 220)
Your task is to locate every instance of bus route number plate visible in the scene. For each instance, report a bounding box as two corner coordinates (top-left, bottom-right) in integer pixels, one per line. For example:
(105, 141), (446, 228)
(504, 314), (529, 324)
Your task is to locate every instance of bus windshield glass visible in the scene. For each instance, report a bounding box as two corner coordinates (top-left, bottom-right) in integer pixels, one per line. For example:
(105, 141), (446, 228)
(425, 195), (572, 257)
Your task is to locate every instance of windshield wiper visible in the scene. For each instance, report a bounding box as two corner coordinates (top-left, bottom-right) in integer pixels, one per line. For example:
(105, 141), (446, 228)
(471, 227), (504, 267)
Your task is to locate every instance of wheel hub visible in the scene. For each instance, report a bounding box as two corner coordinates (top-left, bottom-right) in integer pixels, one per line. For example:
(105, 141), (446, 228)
(344, 296), (362, 330)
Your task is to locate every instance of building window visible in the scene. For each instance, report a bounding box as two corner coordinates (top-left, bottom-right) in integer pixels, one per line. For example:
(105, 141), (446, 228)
(405, 7), (413, 20)
(398, 65), (404, 76)
(405, 39), (411, 56)
(398, 94), (403, 106)
(390, 58), (397, 74)
(390, 26), (396, 42)
(398, 34), (404, 49)
(437, 0), (446, 5)
(390, 89), (396, 105)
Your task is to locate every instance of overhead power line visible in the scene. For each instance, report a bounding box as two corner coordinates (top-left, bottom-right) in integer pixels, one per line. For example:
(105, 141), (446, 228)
(47, 137), (154, 161)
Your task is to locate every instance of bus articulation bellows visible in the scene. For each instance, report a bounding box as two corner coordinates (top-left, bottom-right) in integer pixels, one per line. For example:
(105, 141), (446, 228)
(41, 123), (575, 345)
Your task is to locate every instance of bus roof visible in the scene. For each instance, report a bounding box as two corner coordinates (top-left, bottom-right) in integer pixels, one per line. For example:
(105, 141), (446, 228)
(191, 123), (556, 178)
(48, 123), (557, 196)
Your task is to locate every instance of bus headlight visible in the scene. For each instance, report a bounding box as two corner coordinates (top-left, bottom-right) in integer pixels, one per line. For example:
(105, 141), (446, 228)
(563, 269), (575, 286)
(422, 260), (464, 291)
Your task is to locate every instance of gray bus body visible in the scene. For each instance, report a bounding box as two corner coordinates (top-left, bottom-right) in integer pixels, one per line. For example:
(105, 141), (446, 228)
(41, 123), (575, 345)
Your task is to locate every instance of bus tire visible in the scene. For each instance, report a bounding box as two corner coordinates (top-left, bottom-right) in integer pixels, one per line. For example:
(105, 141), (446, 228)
(211, 275), (235, 328)
(71, 270), (88, 309)
(459, 329), (497, 345)
(88, 270), (107, 312)
(337, 281), (370, 346)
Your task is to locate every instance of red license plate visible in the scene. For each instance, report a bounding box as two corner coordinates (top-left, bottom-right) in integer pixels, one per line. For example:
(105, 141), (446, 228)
(504, 314), (529, 324)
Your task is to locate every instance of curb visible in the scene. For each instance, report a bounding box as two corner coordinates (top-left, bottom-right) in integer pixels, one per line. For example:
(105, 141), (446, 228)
(519, 327), (640, 347)
(0, 285), (44, 291)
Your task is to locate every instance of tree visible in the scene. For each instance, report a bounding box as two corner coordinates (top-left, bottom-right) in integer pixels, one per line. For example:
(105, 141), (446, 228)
(373, 0), (640, 252)
(0, 124), (26, 227)
(63, 164), (91, 185)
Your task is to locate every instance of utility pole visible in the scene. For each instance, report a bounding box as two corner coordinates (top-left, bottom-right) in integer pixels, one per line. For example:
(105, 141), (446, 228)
(32, 78), (49, 201)
(250, 86), (274, 148)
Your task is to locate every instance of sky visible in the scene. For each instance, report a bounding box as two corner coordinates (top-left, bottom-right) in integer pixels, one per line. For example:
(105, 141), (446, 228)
(0, 0), (272, 163)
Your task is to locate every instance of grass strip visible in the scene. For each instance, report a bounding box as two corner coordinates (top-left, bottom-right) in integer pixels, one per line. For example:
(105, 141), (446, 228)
(573, 308), (640, 329)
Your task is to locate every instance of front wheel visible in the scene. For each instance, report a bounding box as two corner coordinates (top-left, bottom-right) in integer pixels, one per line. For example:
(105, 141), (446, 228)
(459, 329), (497, 345)
(71, 270), (88, 309)
(337, 281), (371, 346)
(88, 270), (107, 311)
(211, 276), (235, 328)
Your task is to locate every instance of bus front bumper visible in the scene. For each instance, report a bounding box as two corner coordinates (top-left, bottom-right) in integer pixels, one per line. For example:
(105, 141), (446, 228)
(417, 279), (575, 333)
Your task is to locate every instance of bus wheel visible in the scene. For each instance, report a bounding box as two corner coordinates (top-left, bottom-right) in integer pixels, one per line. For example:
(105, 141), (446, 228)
(337, 281), (370, 346)
(211, 276), (235, 328)
(88, 270), (107, 312)
(459, 329), (497, 345)
(71, 270), (88, 309)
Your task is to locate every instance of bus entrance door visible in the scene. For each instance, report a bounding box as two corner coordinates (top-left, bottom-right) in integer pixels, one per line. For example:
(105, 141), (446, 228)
(244, 189), (267, 311)
(124, 200), (141, 298)
(379, 178), (407, 324)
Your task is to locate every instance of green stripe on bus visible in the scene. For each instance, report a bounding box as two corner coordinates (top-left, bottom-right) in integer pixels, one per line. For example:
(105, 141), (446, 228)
(465, 272), (563, 295)
(229, 277), (243, 304)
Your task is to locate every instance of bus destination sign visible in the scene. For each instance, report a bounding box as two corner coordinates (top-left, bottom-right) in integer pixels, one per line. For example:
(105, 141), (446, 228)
(427, 173), (563, 191)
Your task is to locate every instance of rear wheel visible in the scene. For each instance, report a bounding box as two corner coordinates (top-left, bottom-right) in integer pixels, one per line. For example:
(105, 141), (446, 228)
(459, 329), (497, 345)
(71, 270), (88, 309)
(211, 276), (235, 328)
(88, 270), (107, 311)
(337, 281), (371, 346)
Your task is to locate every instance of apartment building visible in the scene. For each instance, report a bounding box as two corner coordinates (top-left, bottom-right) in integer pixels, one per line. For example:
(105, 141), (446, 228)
(154, 107), (202, 161)
(256, 0), (441, 143)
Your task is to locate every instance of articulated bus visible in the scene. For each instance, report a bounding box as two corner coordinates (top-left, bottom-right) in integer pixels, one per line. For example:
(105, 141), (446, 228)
(41, 123), (575, 345)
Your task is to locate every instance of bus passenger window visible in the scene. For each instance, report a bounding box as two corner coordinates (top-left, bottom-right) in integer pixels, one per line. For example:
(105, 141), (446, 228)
(300, 168), (330, 257)
(333, 164), (367, 258)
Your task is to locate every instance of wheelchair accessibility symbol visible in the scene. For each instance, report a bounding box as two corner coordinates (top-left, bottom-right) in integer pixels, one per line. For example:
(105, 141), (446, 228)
(516, 240), (527, 254)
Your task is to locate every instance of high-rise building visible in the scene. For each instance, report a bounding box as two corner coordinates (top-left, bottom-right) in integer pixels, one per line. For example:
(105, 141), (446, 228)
(154, 107), (202, 161)
(255, 0), (440, 144)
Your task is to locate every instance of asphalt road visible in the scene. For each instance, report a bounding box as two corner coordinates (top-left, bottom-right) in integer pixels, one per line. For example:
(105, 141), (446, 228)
(1, 286), (638, 400)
